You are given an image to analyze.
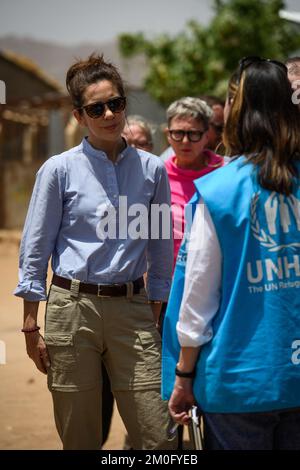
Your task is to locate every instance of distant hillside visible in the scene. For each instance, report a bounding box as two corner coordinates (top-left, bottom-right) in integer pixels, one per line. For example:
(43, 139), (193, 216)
(0, 35), (146, 91)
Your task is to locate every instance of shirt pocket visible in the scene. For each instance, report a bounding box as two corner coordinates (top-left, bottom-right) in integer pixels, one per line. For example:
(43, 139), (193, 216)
(45, 333), (76, 371)
(137, 330), (162, 370)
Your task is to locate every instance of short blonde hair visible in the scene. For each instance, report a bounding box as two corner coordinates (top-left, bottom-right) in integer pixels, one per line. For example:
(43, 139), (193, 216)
(166, 97), (213, 129)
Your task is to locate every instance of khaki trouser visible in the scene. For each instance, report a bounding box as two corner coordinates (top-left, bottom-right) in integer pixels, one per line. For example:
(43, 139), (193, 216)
(45, 284), (177, 450)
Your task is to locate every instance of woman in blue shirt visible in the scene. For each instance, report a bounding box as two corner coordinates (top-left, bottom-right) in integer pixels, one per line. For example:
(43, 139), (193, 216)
(15, 54), (175, 450)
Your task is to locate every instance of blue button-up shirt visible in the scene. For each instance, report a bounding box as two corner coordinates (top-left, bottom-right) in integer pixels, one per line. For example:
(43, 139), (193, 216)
(14, 138), (173, 302)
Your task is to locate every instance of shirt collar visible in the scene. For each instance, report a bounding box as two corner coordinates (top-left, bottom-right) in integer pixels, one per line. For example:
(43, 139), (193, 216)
(82, 136), (131, 163)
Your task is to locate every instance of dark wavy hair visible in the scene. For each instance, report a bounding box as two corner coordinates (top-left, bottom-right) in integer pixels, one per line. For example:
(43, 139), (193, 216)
(66, 53), (125, 110)
(223, 60), (300, 195)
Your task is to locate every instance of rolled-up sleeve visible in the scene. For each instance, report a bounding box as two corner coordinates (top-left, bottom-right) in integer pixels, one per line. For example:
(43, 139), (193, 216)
(176, 200), (222, 347)
(14, 158), (64, 301)
(146, 164), (173, 301)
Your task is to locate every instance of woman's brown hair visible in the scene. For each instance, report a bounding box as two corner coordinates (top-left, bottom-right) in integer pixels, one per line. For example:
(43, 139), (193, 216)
(66, 54), (125, 110)
(223, 61), (300, 195)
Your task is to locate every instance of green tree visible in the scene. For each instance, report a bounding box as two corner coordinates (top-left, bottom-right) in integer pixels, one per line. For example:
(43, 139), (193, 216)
(118, 0), (300, 105)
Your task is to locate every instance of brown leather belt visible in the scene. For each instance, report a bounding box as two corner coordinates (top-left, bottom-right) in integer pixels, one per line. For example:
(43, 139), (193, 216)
(52, 274), (144, 297)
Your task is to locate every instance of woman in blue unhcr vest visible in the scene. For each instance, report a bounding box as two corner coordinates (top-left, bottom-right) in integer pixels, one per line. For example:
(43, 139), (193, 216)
(162, 57), (300, 450)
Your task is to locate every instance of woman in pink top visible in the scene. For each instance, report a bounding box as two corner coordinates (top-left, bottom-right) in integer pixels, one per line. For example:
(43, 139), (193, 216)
(165, 97), (224, 266)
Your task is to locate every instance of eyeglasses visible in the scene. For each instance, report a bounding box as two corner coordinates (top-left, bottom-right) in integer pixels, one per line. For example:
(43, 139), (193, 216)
(168, 129), (206, 142)
(130, 139), (152, 151)
(238, 56), (287, 80)
(80, 96), (126, 119)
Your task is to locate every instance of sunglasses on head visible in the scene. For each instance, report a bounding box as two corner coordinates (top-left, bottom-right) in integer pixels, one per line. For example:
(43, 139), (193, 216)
(168, 129), (206, 143)
(238, 56), (287, 80)
(80, 96), (126, 119)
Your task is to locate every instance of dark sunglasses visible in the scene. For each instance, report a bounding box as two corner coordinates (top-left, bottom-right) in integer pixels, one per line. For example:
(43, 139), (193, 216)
(238, 56), (287, 80)
(168, 129), (206, 143)
(80, 96), (126, 119)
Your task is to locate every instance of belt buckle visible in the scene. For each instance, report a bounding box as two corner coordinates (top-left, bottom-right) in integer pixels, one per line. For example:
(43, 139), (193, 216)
(97, 285), (111, 298)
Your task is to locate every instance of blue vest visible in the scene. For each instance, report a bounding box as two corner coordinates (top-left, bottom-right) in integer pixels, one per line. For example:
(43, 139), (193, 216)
(162, 157), (300, 412)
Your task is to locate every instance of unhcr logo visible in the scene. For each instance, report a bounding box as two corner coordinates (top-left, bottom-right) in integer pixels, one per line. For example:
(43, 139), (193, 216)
(0, 80), (6, 104)
(251, 191), (300, 252)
